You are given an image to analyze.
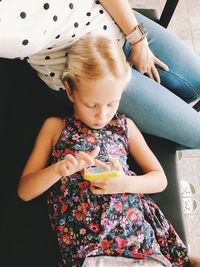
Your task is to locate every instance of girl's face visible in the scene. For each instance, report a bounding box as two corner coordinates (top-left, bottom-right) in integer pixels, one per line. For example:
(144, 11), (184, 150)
(67, 75), (127, 129)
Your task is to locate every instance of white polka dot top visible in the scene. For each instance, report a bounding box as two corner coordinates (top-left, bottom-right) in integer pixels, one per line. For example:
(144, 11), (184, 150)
(0, 0), (125, 91)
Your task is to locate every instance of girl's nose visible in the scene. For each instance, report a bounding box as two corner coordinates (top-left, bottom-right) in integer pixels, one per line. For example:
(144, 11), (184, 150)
(95, 108), (106, 121)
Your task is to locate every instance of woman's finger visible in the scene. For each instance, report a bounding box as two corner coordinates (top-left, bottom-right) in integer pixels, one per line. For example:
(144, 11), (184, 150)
(154, 57), (169, 71)
(137, 66), (148, 75)
(151, 66), (160, 84)
(146, 69), (154, 81)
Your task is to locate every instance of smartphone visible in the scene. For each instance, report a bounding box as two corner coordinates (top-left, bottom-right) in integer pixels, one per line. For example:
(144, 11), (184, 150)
(83, 162), (121, 181)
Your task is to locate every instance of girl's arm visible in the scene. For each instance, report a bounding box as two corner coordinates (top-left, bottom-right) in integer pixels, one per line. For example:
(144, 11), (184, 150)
(17, 117), (65, 201)
(18, 117), (101, 201)
(124, 117), (168, 193)
(90, 117), (167, 195)
(99, 0), (169, 83)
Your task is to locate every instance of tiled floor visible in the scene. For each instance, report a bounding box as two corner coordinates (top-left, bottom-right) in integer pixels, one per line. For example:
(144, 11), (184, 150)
(177, 150), (200, 256)
(131, 0), (200, 55)
(130, 0), (200, 258)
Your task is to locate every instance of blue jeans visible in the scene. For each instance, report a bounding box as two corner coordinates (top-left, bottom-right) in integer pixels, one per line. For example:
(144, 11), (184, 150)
(119, 11), (200, 148)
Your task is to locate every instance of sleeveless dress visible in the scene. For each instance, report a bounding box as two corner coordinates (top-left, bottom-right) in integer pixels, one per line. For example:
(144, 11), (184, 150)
(47, 113), (188, 267)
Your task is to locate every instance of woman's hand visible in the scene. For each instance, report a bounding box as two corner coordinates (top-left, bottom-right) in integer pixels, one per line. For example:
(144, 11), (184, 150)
(90, 155), (129, 194)
(56, 146), (109, 177)
(129, 38), (169, 83)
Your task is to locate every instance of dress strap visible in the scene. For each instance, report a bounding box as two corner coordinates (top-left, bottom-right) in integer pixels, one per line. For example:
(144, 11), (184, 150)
(115, 113), (128, 134)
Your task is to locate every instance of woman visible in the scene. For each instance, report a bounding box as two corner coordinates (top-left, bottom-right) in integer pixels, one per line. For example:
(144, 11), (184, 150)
(0, 0), (200, 146)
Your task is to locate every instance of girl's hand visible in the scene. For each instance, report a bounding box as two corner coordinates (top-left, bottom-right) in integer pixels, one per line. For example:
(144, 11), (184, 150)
(90, 155), (129, 194)
(128, 38), (169, 83)
(56, 146), (109, 177)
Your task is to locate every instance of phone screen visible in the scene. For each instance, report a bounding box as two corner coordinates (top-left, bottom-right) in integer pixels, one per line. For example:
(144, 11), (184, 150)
(83, 162), (120, 180)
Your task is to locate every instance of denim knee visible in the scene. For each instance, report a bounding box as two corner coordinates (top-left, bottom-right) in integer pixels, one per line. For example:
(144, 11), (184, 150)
(160, 69), (200, 103)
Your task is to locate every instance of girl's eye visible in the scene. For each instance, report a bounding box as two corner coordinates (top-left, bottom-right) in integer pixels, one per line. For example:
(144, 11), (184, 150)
(107, 103), (113, 107)
(108, 101), (118, 107)
(85, 104), (96, 109)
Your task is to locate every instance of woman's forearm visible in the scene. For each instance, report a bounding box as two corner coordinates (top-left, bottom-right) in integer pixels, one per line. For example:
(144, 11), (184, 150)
(17, 164), (61, 202)
(100, 0), (138, 35)
(125, 170), (168, 194)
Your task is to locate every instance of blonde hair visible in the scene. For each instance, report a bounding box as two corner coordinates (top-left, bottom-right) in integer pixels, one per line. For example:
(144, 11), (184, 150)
(62, 35), (131, 90)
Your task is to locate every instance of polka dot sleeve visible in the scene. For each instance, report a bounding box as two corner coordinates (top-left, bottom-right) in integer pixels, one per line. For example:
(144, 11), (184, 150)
(0, 0), (125, 59)
(0, 0), (125, 91)
(0, 0), (53, 58)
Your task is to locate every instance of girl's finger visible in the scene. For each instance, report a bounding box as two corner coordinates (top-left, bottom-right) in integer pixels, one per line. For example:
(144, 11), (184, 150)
(59, 163), (69, 176)
(77, 151), (94, 166)
(94, 159), (111, 171)
(88, 146), (100, 159)
(90, 185), (103, 195)
(90, 179), (105, 186)
(108, 155), (123, 171)
(65, 161), (77, 172)
(77, 159), (86, 170)
(64, 154), (78, 166)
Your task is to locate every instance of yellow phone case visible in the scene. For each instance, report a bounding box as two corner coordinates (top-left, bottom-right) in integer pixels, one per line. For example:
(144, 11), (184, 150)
(83, 164), (121, 181)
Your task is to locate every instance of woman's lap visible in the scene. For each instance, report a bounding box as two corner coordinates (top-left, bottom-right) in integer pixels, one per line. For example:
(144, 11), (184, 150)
(133, 10), (200, 102)
(119, 11), (200, 148)
(119, 68), (200, 148)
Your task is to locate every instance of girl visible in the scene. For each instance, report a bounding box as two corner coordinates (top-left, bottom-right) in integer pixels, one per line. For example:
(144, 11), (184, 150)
(17, 35), (188, 267)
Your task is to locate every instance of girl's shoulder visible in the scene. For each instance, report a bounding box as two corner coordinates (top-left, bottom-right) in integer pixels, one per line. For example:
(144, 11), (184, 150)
(43, 117), (65, 146)
(126, 116), (137, 129)
(44, 117), (64, 130)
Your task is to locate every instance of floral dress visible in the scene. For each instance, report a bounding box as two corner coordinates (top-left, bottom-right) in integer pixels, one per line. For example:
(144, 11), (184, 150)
(47, 113), (188, 267)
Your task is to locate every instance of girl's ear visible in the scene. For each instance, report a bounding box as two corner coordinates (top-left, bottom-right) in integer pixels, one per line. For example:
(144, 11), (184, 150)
(64, 82), (74, 102)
